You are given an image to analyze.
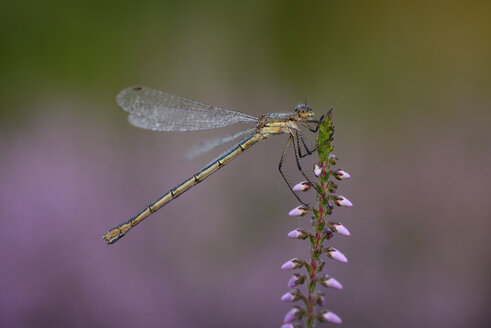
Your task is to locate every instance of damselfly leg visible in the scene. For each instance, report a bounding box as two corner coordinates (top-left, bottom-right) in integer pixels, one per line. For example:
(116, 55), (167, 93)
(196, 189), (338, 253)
(278, 115), (331, 206)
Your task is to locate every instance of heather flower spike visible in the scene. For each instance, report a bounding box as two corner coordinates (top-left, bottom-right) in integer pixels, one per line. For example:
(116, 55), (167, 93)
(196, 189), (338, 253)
(281, 110), (353, 327)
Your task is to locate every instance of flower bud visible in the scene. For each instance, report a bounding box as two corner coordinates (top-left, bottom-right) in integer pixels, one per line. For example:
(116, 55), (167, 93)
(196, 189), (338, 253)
(330, 222), (350, 236)
(288, 273), (305, 287)
(283, 306), (302, 323)
(287, 229), (308, 239)
(288, 205), (311, 216)
(314, 163), (322, 176)
(281, 324), (296, 328)
(292, 181), (311, 192)
(326, 181), (338, 193)
(333, 195), (353, 207)
(281, 258), (304, 270)
(323, 230), (334, 240)
(316, 292), (326, 306)
(325, 247), (348, 263)
(320, 311), (342, 324)
(320, 275), (343, 290)
(332, 169), (350, 180)
(281, 290), (300, 302)
(328, 154), (338, 165)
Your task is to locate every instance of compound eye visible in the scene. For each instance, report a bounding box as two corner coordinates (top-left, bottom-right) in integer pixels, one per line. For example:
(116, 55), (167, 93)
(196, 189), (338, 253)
(295, 104), (310, 112)
(294, 104), (313, 118)
(295, 104), (304, 112)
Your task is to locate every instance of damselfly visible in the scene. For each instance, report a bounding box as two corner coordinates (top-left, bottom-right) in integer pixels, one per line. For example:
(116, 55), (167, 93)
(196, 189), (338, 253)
(103, 86), (327, 244)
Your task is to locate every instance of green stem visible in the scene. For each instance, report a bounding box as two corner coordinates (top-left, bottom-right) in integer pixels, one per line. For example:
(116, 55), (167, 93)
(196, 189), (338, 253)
(305, 111), (335, 328)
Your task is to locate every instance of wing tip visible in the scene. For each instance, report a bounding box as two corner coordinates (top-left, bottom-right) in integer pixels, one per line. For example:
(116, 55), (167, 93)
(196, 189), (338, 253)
(116, 85), (146, 108)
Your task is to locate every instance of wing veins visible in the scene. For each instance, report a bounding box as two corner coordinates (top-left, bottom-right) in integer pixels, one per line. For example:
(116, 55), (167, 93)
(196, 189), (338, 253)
(117, 86), (258, 131)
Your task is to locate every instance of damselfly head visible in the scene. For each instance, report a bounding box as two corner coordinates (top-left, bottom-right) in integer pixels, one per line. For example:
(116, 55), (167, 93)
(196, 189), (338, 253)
(295, 104), (314, 118)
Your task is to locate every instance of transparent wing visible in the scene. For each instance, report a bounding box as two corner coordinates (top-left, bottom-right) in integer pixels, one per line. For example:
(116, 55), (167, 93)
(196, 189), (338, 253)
(183, 128), (256, 160)
(117, 86), (258, 131)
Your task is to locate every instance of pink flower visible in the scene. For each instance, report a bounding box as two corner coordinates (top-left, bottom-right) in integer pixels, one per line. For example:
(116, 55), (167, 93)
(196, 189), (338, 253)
(281, 258), (303, 270)
(314, 163), (322, 176)
(281, 324), (295, 328)
(287, 229), (308, 239)
(326, 247), (348, 263)
(331, 222), (350, 236)
(320, 311), (342, 324)
(280, 291), (296, 302)
(334, 195), (353, 207)
(333, 169), (351, 180)
(283, 306), (302, 323)
(288, 205), (311, 216)
(328, 154), (338, 165)
(320, 276), (343, 290)
(292, 181), (311, 191)
(288, 273), (305, 287)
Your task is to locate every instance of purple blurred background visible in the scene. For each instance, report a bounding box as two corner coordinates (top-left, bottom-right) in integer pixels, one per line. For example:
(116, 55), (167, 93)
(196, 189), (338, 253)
(1, 1), (491, 327)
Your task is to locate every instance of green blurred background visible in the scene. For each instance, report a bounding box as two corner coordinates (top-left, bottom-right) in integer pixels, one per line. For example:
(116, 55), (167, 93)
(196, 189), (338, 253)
(1, 1), (490, 327)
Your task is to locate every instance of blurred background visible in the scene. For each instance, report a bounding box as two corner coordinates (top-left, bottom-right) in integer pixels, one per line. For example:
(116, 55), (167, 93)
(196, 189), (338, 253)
(1, 0), (490, 327)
